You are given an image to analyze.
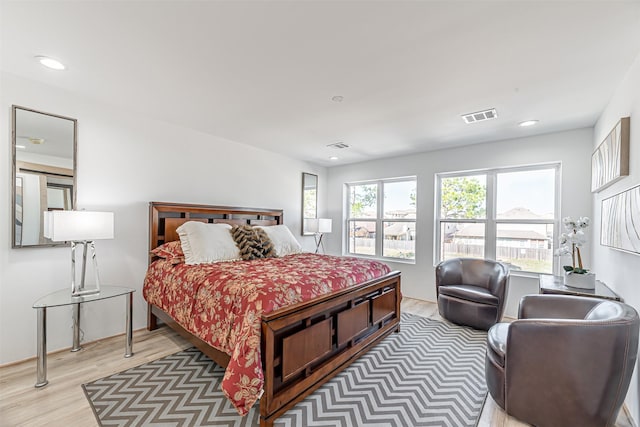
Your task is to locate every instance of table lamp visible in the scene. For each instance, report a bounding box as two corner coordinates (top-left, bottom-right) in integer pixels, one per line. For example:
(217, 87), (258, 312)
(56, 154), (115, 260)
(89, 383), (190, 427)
(307, 218), (332, 254)
(44, 210), (114, 297)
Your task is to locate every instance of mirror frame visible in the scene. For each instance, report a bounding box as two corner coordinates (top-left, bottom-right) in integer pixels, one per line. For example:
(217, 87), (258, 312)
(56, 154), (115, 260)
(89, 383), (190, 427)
(11, 105), (77, 248)
(301, 172), (318, 235)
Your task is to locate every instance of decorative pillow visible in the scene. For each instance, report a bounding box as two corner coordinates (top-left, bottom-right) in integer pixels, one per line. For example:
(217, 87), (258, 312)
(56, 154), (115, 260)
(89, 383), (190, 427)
(255, 225), (303, 257)
(176, 221), (240, 264)
(230, 225), (276, 260)
(150, 241), (185, 264)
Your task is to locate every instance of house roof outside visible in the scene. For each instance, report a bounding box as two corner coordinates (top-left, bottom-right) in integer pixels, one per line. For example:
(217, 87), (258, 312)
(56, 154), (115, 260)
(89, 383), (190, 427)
(385, 209), (417, 219)
(352, 220), (417, 236)
(498, 207), (553, 220)
(453, 223), (548, 241)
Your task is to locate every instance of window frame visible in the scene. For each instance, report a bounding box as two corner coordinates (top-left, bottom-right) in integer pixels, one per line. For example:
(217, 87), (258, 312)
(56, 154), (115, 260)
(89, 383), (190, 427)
(434, 163), (561, 275)
(344, 176), (417, 262)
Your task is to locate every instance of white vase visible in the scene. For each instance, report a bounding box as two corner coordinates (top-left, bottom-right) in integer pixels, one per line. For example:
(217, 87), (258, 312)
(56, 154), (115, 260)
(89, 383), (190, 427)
(564, 271), (596, 290)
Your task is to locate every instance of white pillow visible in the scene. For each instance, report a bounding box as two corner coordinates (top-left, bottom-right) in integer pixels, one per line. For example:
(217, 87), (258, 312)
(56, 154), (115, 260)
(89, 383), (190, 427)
(256, 225), (303, 257)
(176, 221), (240, 264)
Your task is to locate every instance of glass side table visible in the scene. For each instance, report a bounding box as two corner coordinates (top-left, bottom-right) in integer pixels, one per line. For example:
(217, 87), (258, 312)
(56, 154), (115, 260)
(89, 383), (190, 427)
(32, 285), (134, 387)
(539, 274), (621, 301)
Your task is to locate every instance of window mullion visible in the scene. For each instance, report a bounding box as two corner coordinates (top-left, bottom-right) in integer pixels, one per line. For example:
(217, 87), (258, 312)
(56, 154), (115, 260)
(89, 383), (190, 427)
(434, 175), (442, 263)
(485, 172), (497, 260)
(553, 165), (562, 275)
(376, 181), (384, 257)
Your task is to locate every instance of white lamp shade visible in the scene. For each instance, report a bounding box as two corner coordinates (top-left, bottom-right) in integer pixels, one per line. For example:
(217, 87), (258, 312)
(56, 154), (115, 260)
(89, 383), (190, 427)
(44, 211), (114, 242)
(307, 218), (332, 233)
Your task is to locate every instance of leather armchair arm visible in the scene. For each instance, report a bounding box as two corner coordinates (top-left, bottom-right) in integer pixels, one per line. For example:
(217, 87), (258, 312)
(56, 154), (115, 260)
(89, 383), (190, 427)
(435, 259), (462, 289)
(487, 264), (508, 300)
(504, 319), (630, 426)
(518, 294), (601, 320)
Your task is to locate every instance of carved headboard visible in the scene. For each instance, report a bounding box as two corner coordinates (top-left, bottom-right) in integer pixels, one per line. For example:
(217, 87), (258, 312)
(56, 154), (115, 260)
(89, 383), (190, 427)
(149, 202), (284, 263)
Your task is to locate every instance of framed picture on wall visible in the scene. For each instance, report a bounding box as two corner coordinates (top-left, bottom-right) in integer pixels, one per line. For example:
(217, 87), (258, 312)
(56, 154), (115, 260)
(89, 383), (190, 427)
(591, 117), (630, 193)
(601, 183), (640, 255)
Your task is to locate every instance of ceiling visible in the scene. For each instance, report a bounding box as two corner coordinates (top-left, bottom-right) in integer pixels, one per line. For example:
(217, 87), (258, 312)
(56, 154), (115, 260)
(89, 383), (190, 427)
(2, 1), (640, 166)
(14, 107), (75, 159)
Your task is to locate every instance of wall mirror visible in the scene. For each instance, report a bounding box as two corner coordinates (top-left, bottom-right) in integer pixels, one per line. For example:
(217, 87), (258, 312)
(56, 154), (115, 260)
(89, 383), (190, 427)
(302, 172), (318, 235)
(12, 105), (77, 248)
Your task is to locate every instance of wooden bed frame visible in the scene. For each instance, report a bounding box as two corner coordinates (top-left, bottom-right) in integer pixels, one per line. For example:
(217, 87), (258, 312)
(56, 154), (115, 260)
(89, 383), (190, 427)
(146, 202), (401, 426)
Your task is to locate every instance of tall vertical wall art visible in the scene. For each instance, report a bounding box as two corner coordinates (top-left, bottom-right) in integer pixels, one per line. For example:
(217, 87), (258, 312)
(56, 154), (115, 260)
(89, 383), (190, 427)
(601, 184), (640, 255)
(591, 117), (630, 192)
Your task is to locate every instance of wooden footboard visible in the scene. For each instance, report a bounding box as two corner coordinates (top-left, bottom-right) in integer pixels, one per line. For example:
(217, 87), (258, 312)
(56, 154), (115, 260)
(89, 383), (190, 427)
(147, 270), (401, 426)
(260, 270), (401, 426)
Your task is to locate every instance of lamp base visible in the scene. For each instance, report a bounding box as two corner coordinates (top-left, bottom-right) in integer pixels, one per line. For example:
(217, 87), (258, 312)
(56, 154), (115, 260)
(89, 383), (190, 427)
(71, 241), (101, 297)
(314, 233), (325, 254)
(72, 288), (101, 298)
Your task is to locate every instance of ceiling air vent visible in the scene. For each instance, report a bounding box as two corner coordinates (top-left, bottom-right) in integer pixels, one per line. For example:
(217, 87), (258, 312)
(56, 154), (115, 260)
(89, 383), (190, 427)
(461, 108), (498, 124)
(327, 142), (350, 149)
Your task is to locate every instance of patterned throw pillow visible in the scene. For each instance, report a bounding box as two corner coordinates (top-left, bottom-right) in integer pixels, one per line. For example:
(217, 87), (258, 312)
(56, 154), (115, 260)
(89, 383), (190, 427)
(229, 225), (276, 260)
(150, 240), (185, 264)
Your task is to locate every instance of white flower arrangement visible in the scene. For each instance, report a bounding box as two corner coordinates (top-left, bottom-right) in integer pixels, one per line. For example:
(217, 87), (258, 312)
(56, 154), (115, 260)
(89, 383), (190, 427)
(555, 216), (590, 274)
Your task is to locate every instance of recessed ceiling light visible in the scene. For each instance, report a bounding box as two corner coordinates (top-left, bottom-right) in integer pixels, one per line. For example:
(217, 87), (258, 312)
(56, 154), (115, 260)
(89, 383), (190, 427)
(518, 120), (539, 127)
(329, 156), (339, 161)
(331, 95), (344, 103)
(35, 56), (65, 70)
(16, 145), (26, 150)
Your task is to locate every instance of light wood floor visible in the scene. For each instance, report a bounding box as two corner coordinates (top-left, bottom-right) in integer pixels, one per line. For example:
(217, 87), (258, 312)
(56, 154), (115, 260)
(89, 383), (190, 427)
(0, 298), (634, 427)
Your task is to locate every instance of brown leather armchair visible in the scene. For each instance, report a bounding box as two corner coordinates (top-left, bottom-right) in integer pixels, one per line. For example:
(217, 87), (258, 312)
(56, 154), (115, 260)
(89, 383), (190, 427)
(486, 295), (639, 427)
(435, 258), (509, 330)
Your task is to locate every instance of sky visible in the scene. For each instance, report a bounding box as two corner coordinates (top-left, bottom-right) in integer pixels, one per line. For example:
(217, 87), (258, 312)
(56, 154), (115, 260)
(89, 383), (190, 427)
(496, 169), (555, 217)
(383, 180), (415, 213)
(355, 168), (555, 218)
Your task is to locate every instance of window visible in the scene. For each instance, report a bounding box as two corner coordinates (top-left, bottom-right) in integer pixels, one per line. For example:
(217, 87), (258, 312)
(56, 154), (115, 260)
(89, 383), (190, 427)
(436, 164), (559, 274)
(345, 177), (416, 261)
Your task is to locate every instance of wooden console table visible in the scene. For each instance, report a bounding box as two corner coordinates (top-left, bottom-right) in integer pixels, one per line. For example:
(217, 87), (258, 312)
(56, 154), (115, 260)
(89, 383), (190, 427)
(539, 274), (621, 301)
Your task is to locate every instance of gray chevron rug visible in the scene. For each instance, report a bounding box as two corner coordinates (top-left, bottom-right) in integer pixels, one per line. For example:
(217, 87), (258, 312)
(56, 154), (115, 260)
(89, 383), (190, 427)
(83, 313), (487, 427)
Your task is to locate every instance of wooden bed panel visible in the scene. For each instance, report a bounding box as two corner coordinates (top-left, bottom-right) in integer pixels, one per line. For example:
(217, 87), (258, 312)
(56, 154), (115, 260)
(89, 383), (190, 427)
(214, 219), (247, 226)
(164, 217), (207, 242)
(372, 288), (397, 324)
(260, 274), (400, 422)
(149, 201), (284, 262)
(250, 219), (279, 226)
(337, 301), (370, 346)
(281, 318), (333, 381)
(145, 202), (401, 427)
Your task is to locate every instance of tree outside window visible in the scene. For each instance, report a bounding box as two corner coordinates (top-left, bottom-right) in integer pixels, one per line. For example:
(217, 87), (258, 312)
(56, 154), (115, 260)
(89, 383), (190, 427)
(440, 176), (486, 219)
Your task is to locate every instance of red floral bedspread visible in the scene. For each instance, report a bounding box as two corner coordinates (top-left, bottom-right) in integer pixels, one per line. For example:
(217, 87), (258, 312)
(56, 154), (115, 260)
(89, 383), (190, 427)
(143, 253), (391, 415)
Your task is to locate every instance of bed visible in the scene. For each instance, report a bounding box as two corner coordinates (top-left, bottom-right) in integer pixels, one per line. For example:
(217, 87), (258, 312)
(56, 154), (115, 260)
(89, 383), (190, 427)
(144, 202), (401, 426)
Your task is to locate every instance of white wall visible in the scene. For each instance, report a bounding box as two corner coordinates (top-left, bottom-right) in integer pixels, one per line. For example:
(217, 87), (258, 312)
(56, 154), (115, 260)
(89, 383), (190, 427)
(326, 128), (594, 317)
(591, 51), (640, 424)
(0, 72), (326, 364)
